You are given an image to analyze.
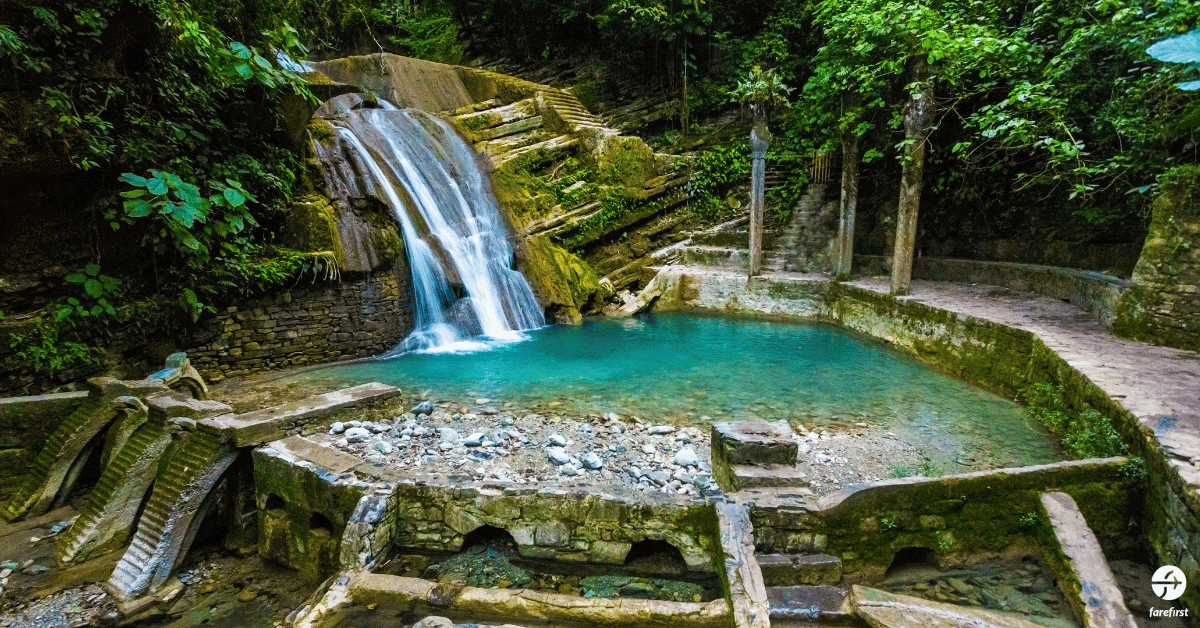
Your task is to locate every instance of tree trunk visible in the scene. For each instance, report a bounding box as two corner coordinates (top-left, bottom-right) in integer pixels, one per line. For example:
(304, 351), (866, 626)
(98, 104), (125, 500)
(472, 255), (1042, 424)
(834, 93), (861, 279)
(749, 121), (769, 277)
(890, 55), (935, 296)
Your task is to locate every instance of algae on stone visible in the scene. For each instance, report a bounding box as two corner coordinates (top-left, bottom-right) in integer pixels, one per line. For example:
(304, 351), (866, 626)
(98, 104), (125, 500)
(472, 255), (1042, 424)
(515, 236), (601, 324)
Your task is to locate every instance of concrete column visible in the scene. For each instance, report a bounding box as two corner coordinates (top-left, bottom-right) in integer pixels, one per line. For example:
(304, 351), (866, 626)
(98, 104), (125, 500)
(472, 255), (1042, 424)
(749, 127), (769, 277)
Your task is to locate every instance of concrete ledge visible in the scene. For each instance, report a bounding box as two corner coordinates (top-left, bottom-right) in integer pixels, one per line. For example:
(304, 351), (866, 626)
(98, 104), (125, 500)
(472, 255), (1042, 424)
(1039, 492), (1138, 628)
(852, 585), (1051, 628)
(344, 572), (730, 628)
(855, 255), (1126, 328)
(201, 382), (401, 447)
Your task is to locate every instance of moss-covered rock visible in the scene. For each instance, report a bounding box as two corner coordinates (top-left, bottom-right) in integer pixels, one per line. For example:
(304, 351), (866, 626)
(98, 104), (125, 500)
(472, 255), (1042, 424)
(492, 156), (557, 228)
(592, 134), (656, 191)
(515, 236), (601, 324)
(1113, 165), (1200, 352)
(281, 195), (344, 261)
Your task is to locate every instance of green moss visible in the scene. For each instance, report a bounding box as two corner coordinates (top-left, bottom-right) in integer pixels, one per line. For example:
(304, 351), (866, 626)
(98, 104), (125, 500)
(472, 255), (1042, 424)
(281, 195), (345, 264)
(491, 158), (557, 227)
(515, 235), (601, 318)
(309, 119), (336, 146)
(596, 135), (655, 190)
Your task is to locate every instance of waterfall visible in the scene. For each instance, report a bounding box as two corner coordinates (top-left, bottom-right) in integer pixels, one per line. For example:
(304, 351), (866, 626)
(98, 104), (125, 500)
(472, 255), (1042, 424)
(326, 107), (545, 353)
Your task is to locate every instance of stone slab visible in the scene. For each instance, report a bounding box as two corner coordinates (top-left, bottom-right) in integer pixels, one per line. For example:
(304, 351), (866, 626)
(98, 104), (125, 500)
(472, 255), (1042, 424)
(713, 419), (797, 466)
(716, 499), (770, 628)
(200, 382), (401, 447)
(732, 464), (809, 490)
(852, 585), (1050, 628)
(1040, 492), (1138, 628)
(345, 572), (730, 628)
(758, 553), (842, 586)
(767, 585), (852, 622)
(267, 435), (363, 474)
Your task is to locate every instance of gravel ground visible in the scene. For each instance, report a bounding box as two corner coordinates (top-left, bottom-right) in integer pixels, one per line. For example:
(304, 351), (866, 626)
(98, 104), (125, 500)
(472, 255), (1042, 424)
(292, 395), (948, 499)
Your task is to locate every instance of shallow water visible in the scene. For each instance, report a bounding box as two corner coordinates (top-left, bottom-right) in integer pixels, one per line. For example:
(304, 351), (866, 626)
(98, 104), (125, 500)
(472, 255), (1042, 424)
(292, 312), (1059, 470)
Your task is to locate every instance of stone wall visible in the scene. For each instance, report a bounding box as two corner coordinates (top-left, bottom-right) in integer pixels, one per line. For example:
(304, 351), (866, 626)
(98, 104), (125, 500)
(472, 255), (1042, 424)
(183, 258), (413, 383)
(750, 458), (1140, 581)
(1114, 168), (1200, 352)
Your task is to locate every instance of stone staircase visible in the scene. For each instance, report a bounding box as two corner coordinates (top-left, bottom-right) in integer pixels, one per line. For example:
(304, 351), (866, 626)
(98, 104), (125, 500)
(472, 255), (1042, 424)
(106, 428), (237, 600)
(441, 81), (690, 292)
(762, 183), (832, 274)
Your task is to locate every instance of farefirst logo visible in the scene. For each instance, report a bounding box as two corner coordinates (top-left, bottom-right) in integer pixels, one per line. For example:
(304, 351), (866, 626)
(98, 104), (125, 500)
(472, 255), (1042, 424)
(1149, 565), (1189, 619)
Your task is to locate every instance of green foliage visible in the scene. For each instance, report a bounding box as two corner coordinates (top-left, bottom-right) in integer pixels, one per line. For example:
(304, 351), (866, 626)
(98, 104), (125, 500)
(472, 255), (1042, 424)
(58, 263), (121, 320)
(730, 66), (792, 120)
(1022, 382), (1126, 459)
(1146, 30), (1200, 92)
(7, 318), (100, 377)
(888, 459), (942, 478)
(1016, 511), (1039, 531)
(686, 144), (751, 218)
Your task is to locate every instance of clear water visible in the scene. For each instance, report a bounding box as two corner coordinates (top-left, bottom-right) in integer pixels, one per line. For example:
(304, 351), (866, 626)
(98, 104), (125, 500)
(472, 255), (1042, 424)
(293, 312), (1059, 469)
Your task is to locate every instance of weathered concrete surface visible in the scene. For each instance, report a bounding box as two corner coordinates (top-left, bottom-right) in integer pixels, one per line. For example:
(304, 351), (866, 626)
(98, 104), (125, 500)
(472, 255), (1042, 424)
(716, 499), (770, 628)
(645, 267), (828, 318)
(2, 378), (169, 521)
(200, 382), (401, 447)
(750, 458), (1138, 580)
(767, 584), (853, 623)
(758, 554), (842, 586)
(1039, 492), (1138, 628)
(728, 465), (810, 491)
(855, 255), (1127, 328)
(713, 420), (798, 466)
(852, 585), (1051, 628)
(321, 572), (731, 628)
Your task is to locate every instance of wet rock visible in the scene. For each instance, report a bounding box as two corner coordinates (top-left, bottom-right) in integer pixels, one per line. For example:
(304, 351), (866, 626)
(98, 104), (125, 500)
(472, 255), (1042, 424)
(674, 447), (699, 467)
(344, 427), (370, 443)
(412, 400), (434, 415)
(648, 425), (675, 435)
(547, 447), (571, 465)
(330, 421), (346, 434)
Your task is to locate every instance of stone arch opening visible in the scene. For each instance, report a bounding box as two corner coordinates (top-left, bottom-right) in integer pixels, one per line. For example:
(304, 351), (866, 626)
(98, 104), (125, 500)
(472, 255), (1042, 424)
(624, 539), (686, 577)
(309, 512), (335, 534)
(461, 525), (517, 552)
(885, 546), (937, 577)
(264, 493), (286, 511)
(52, 430), (107, 510)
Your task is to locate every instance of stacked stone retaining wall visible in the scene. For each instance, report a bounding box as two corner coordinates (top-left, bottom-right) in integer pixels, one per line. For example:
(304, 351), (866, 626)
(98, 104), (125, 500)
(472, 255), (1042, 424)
(183, 259), (413, 383)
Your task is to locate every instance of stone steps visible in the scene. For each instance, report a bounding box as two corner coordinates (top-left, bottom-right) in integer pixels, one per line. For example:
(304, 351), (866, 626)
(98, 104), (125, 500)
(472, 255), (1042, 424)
(107, 429), (238, 601)
(57, 415), (169, 563)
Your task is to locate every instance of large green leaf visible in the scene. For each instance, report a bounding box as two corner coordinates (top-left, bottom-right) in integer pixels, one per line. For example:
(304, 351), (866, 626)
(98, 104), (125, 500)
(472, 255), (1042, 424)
(84, 278), (103, 298)
(119, 172), (149, 187)
(223, 187), (246, 207)
(1147, 30), (1200, 65)
(124, 199), (153, 217)
(146, 176), (168, 195)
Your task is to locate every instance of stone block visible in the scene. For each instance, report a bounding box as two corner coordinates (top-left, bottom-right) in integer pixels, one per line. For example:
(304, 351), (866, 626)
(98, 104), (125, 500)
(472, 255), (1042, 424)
(589, 540), (632, 564)
(757, 553), (842, 586)
(535, 522), (570, 547)
(731, 464), (808, 491)
(767, 585), (852, 622)
(852, 586), (1049, 628)
(712, 420), (797, 467)
(200, 382), (401, 447)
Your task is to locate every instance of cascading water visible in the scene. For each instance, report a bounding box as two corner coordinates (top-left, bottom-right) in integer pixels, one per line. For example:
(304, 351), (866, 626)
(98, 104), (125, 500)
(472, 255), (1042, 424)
(323, 105), (545, 353)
